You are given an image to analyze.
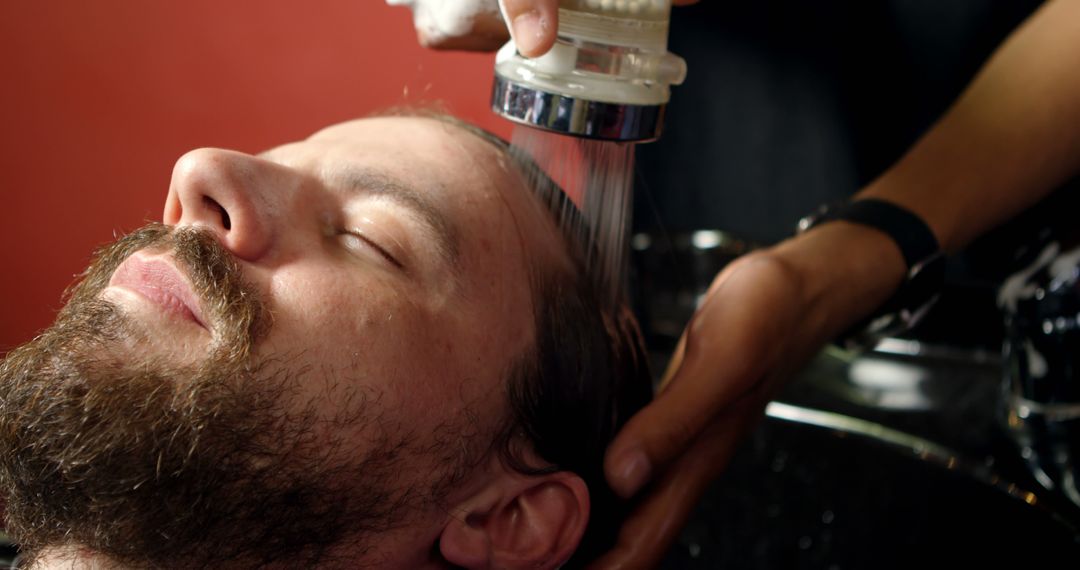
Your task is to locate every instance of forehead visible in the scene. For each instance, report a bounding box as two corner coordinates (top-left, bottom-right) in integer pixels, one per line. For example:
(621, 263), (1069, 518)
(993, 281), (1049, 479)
(304, 116), (508, 193)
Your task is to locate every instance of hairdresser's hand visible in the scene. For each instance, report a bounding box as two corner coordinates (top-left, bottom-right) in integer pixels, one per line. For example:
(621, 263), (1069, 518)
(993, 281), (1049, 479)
(398, 0), (700, 56)
(588, 222), (907, 569)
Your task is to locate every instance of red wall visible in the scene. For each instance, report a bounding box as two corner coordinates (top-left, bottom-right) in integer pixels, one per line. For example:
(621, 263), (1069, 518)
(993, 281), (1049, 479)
(0, 1), (511, 353)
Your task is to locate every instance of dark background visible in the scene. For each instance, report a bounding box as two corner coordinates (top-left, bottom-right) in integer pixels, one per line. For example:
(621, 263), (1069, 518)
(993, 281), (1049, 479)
(638, 0), (1046, 243)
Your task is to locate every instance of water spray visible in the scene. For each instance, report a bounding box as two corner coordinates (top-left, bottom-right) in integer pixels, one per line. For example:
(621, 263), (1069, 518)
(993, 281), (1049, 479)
(491, 0), (686, 304)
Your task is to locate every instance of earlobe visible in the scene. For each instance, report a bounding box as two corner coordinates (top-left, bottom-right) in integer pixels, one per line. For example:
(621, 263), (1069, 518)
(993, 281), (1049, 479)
(440, 512), (493, 569)
(439, 471), (590, 569)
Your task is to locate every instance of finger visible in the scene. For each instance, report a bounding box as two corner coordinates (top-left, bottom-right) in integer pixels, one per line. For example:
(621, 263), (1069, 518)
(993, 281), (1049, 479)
(499, 0), (559, 57)
(589, 399), (766, 569)
(605, 256), (796, 497)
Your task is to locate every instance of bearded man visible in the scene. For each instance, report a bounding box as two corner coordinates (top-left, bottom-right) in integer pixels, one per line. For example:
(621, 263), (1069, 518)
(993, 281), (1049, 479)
(0, 115), (651, 569)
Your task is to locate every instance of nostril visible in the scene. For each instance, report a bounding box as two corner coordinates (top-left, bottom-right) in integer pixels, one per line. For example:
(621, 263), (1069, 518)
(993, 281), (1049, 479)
(203, 196), (231, 230)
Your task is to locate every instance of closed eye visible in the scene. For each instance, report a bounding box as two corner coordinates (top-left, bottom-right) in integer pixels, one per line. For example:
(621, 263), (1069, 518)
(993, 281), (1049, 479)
(341, 230), (404, 269)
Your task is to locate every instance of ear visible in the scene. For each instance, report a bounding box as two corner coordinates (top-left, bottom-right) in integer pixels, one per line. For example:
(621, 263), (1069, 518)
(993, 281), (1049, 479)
(439, 470), (590, 569)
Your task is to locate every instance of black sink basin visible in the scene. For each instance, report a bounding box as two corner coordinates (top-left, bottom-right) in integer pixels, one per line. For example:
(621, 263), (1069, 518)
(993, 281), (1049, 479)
(662, 352), (1080, 569)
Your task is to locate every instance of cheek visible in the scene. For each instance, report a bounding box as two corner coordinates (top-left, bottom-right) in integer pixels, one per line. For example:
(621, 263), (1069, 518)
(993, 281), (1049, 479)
(251, 264), (474, 424)
(459, 247), (536, 360)
(263, 265), (420, 366)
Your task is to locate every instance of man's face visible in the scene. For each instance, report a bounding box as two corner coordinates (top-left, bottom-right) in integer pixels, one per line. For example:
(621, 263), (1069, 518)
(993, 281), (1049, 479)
(0, 117), (572, 568)
(162, 116), (563, 432)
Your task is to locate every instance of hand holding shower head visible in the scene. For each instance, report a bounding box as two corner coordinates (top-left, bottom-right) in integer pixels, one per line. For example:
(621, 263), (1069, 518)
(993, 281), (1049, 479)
(491, 0), (687, 142)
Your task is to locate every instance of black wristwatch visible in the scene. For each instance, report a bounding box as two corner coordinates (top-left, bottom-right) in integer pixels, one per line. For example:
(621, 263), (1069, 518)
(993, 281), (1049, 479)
(796, 198), (946, 351)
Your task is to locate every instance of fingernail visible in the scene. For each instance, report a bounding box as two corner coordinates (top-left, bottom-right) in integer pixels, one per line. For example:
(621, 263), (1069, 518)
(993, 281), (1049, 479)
(511, 10), (547, 57)
(614, 449), (652, 497)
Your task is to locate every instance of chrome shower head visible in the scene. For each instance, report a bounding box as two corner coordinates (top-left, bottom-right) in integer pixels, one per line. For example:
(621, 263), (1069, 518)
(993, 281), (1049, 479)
(491, 74), (667, 142)
(490, 0), (686, 143)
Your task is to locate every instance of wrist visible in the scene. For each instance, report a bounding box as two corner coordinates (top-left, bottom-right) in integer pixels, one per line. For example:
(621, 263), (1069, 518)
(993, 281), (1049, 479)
(858, 172), (958, 253)
(772, 221), (908, 340)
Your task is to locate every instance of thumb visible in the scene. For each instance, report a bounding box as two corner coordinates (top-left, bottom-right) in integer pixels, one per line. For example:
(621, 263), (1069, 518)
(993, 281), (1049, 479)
(499, 0), (558, 57)
(603, 360), (766, 500)
(588, 397), (767, 570)
(602, 314), (769, 498)
(603, 255), (797, 498)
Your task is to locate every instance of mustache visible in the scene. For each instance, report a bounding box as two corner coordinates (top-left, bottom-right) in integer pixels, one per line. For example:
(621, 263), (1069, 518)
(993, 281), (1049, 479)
(63, 222), (270, 356)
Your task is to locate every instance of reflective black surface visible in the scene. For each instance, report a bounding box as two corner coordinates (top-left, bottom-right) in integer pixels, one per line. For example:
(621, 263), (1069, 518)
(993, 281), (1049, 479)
(661, 349), (1080, 568)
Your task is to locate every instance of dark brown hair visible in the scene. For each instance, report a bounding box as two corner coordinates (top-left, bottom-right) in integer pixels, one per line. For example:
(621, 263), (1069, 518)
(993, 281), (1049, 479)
(415, 111), (654, 565)
(501, 258), (653, 566)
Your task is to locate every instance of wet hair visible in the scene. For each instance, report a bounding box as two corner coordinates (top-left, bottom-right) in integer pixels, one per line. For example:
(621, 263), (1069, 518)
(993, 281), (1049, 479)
(501, 253), (654, 566)
(400, 110), (655, 565)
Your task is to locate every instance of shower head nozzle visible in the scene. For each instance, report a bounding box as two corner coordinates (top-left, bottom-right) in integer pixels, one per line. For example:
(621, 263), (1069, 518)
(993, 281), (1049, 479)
(491, 74), (665, 142)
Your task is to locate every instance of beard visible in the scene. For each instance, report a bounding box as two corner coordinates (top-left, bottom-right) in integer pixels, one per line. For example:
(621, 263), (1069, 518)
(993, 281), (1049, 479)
(0, 225), (441, 569)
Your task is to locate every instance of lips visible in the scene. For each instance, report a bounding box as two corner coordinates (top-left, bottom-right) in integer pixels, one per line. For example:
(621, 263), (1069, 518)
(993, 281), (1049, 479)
(108, 255), (209, 330)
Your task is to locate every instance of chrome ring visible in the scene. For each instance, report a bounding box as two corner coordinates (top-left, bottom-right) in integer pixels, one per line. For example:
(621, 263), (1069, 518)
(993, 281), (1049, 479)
(491, 73), (665, 142)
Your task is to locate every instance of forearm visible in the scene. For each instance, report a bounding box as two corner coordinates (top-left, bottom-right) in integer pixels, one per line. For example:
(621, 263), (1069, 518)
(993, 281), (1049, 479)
(860, 0), (1080, 253)
(769, 0), (1080, 338)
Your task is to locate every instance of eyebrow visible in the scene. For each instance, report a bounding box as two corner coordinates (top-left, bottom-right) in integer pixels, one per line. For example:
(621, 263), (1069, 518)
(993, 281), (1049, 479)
(334, 168), (460, 268)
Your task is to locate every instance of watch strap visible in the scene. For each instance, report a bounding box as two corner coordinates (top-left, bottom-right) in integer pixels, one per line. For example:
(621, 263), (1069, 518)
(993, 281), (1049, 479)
(822, 198), (940, 270)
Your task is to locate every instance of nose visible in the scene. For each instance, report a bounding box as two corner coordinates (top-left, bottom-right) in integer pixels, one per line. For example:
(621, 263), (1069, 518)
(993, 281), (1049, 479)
(163, 148), (284, 261)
